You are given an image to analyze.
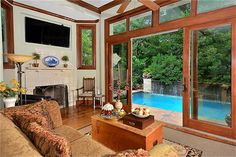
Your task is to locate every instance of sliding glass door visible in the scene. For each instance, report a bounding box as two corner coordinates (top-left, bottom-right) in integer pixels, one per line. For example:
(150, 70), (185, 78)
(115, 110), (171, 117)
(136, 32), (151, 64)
(107, 41), (132, 112)
(183, 19), (236, 139)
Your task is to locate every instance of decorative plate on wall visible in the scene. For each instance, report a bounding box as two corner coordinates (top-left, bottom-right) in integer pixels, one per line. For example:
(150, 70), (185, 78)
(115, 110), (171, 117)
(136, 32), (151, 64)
(43, 56), (59, 67)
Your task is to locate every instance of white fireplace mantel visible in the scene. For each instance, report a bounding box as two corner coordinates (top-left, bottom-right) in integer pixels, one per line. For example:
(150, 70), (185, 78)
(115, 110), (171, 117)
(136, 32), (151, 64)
(25, 67), (77, 106)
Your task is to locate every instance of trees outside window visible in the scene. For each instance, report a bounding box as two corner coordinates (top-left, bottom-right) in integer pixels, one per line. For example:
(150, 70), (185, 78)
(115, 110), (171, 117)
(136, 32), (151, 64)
(77, 24), (96, 69)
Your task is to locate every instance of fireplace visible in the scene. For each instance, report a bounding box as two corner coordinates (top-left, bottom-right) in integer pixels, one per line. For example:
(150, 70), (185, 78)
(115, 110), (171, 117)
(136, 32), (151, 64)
(34, 84), (69, 107)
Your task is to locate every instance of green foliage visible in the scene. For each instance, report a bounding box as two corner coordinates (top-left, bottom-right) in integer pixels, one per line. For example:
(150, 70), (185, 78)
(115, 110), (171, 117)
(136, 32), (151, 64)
(61, 55), (69, 62)
(149, 54), (182, 85)
(197, 26), (231, 85)
(132, 30), (183, 86)
(32, 53), (40, 60)
(82, 29), (93, 65)
(130, 13), (152, 31)
(132, 25), (231, 87)
(113, 21), (126, 35)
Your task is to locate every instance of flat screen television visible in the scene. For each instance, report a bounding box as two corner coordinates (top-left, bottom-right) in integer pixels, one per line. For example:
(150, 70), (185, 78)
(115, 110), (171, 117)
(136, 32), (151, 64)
(25, 17), (70, 48)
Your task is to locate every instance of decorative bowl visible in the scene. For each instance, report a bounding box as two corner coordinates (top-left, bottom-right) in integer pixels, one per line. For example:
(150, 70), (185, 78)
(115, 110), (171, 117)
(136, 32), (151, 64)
(131, 112), (150, 118)
(43, 56), (59, 67)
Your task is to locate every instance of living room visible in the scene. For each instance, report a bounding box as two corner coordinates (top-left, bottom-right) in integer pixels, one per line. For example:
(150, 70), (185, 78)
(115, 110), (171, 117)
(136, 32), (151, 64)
(0, 0), (236, 157)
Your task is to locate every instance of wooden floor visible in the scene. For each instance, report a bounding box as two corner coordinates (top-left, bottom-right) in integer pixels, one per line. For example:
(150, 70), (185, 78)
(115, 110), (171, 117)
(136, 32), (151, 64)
(61, 105), (101, 129)
(61, 105), (236, 146)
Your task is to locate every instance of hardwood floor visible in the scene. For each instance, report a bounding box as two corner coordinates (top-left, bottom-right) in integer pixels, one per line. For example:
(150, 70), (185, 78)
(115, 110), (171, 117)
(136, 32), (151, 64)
(61, 104), (236, 146)
(61, 105), (101, 129)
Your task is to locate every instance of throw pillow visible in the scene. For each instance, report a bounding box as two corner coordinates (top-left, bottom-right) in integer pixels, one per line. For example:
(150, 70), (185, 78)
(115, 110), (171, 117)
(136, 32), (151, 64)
(4, 100), (54, 129)
(25, 122), (72, 157)
(149, 144), (178, 157)
(12, 112), (51, 131)
(108, 149), (150, 157)
(25, 100), (54, 129)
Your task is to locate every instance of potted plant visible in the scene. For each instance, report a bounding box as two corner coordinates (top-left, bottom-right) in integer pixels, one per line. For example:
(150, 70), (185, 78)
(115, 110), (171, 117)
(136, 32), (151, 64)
(61, 55), (69, 68)
(0, 79), (26, 108)
(32, 53), (40, 67)
(225, 113), (232, 127)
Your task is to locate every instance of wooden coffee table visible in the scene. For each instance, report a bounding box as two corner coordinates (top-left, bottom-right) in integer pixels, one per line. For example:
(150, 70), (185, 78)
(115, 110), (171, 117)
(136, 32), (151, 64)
(91, 115), (163, 152)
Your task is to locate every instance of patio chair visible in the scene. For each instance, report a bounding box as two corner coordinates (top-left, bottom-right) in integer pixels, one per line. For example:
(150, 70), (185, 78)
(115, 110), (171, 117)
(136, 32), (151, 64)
(76, 77), (95, 106)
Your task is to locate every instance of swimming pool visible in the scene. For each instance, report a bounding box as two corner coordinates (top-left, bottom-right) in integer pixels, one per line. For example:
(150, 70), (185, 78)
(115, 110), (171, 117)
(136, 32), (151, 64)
(132, 92), (230, 121)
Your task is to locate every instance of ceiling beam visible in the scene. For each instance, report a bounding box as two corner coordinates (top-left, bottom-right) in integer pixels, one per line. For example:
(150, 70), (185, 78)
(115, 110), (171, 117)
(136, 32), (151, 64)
(67, 0), (101, 14)
(67, 0), (173, 14)
(99, 0), (124, 12)
(76, 19), (99, 23)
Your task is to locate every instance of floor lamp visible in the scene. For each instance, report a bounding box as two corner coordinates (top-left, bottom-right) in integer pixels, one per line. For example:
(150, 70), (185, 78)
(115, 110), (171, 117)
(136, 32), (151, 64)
(6, 54), (33, 105)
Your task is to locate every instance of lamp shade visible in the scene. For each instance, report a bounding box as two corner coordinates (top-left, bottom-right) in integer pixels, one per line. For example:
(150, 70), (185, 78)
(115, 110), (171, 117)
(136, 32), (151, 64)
(6, 54), (33, 63)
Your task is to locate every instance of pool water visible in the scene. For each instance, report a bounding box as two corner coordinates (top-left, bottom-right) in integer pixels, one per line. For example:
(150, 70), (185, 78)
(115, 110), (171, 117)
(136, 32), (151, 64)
(132, 92), (231, 121)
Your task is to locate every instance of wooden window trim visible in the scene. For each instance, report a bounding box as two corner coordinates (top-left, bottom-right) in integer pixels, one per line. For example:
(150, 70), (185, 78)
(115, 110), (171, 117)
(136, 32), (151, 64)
(183, 19), (236, 139)
(77, 24), (96, 70)
(1, 1), (14, 69)
(105, 0), (236, 140)
(129, 10), (153, 32)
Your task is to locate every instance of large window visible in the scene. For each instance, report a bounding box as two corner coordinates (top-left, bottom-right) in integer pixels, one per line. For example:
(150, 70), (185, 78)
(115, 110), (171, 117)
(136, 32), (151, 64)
(110, 19), (126, 35)
(130, 11), (152, 31)
(197, 0), (236, 13)
(159, 0), (191, 23)
(190, 24), (232, 126)
(77, 24), (96, 69)
(1, 1), (14, 69)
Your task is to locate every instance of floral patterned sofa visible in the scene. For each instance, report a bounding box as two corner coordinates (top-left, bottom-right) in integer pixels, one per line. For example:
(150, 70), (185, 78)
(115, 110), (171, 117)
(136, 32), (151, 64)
(0, 100), (178, 157)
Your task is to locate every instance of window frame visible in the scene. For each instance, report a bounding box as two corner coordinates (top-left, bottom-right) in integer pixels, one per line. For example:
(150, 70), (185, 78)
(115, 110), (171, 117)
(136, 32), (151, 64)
(129, 10), (153, 31)
(1, 1), (14, 69)
(77, 24), (96, 70)
(159, 0), (191, 24)
(109, 18), (127, 36)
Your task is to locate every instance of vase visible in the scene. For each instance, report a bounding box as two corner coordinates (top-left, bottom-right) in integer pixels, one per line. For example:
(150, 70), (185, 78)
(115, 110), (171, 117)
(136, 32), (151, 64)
(3, 97), (17, 108)
(115, 100), (123, 111)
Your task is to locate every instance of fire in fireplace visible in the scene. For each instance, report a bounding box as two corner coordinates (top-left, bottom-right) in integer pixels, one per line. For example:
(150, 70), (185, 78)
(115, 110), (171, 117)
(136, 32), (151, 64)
(34, 84), (69, 107)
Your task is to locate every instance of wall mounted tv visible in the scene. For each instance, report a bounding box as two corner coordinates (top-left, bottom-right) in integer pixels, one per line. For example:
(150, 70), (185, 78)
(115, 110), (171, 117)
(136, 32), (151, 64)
(25, 17), (70, 48)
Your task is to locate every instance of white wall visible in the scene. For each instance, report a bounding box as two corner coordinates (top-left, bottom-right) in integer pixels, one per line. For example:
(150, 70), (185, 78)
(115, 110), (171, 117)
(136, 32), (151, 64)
(2, 2), (142, 100)
(3, 5), (103, 96)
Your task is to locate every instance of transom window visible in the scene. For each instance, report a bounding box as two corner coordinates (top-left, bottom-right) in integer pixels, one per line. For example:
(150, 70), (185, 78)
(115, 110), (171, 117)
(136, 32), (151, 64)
(159, 0), (191, 23)
(197, 0), (236, 13)
(110, 19), (126, 35)
(130, 11), (152, 31)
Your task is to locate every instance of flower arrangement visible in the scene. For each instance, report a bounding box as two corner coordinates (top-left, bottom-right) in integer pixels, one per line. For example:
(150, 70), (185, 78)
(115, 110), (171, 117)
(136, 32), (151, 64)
(0, 79), (26, 98)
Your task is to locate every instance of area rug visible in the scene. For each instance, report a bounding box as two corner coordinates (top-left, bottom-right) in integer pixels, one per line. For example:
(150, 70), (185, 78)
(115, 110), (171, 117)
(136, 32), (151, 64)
(77, 125), (202, 157)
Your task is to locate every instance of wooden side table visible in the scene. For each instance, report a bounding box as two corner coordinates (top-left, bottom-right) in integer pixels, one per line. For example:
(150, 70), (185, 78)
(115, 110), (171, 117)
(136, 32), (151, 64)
(93, 94), (104, 111)
(91, 115), (163, 152)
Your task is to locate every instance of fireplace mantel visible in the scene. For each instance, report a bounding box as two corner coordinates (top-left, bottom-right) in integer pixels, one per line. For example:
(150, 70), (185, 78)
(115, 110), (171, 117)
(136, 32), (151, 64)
(25, 68), (77, 106)
(26, 67), (76, 71)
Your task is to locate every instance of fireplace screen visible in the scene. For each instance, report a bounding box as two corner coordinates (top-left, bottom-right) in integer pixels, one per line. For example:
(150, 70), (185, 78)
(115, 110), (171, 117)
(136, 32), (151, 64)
(34, 84), (69, 107)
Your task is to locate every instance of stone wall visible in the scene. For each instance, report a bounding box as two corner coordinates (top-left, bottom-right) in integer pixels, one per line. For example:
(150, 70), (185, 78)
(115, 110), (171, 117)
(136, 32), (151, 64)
(149, 79), (231, 102)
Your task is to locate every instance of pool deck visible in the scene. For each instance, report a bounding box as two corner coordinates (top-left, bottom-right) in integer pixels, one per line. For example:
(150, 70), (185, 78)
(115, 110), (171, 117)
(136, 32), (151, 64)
(133, 104), (183, 126)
